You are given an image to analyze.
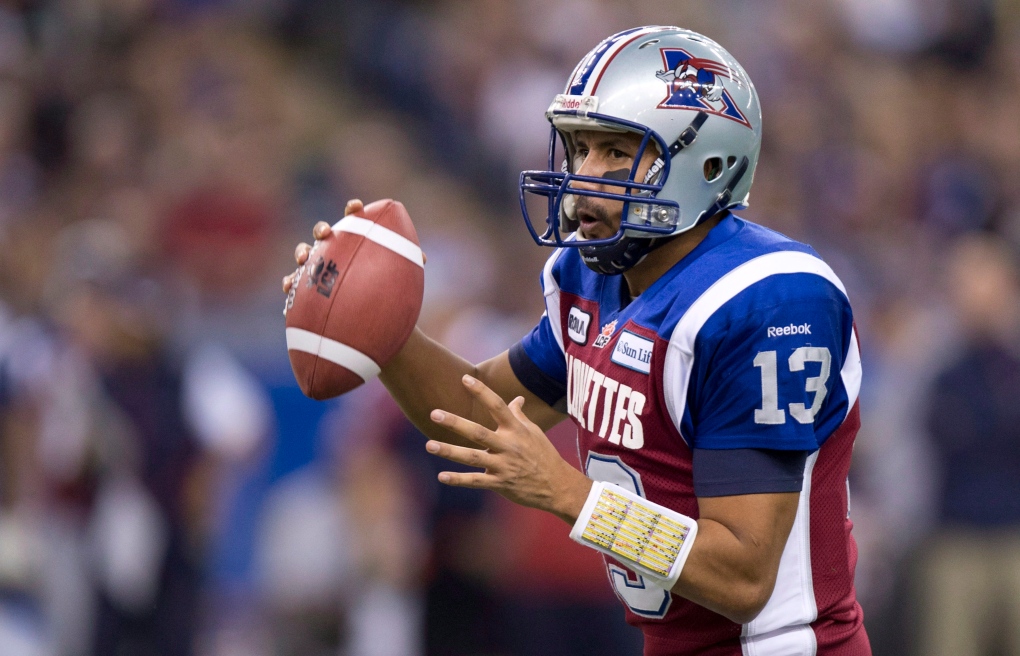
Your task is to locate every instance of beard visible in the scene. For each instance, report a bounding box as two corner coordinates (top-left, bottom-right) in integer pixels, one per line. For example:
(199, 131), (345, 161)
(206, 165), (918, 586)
(571, 195), (613, 236)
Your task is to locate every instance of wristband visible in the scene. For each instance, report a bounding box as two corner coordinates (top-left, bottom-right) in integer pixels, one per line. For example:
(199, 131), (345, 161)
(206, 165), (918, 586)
(569, 481), (698, 588)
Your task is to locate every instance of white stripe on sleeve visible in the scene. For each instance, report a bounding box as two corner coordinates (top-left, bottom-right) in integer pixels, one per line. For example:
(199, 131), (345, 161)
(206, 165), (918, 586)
(741, 451), (819, 653)
(841, 327), (862, 415)
(542, 247), (567, 355)
(662, 250), (850, 441)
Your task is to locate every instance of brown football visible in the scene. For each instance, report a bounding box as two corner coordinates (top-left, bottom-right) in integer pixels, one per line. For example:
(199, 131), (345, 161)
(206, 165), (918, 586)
(284, 199), (424, 400)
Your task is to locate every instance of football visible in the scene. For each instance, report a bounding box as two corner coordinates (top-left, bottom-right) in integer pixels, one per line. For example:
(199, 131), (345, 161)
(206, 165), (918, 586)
(284, 199), (425, 400)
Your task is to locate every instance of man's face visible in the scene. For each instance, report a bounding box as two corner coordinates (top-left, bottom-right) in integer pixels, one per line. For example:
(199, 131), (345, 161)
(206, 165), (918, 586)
(569, 130), (660, 241)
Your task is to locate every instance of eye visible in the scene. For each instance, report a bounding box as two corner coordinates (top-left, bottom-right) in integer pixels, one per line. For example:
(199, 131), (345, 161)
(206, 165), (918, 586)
(609, 149), (630, 159)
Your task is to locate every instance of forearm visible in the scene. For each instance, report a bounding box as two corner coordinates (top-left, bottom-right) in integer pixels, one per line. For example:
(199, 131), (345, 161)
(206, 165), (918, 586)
(380, 327), (565, 446)
(670, 517), (781, 624)
(379, 328), (487, 446)
(570, 486), (797, 625)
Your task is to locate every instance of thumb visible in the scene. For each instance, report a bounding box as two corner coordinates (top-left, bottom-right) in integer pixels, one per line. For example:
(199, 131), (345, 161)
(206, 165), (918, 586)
(508, 396), (529, 423)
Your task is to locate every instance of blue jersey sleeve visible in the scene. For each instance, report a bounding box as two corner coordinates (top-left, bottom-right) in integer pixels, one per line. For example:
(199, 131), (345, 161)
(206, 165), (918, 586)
(511, 314), (568, 408)
(510, 249), (570, 408)
(693, 447), (809, 496)
(518, 312), (566, 380)
(685, 273), (854, 452)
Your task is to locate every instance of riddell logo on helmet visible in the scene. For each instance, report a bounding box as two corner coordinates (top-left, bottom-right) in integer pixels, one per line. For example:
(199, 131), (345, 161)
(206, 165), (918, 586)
(654, 48), (751, 128)
(548, 94), (599, 116)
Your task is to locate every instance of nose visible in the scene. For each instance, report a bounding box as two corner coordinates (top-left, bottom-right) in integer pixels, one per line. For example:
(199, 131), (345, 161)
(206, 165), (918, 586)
(571, 153), (609, 191)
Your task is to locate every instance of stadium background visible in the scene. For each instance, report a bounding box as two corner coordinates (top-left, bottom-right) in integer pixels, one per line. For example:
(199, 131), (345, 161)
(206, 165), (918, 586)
(0, 0), (1018, 655)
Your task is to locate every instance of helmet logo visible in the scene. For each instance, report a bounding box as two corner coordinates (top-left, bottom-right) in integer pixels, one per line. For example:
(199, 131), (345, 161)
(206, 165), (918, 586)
(655, 49), (751, 128)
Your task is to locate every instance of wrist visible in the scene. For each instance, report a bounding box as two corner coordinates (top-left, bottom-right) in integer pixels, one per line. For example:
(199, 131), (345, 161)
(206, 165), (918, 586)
(569, 482), (699, 589)
(551, 467), (594, 525)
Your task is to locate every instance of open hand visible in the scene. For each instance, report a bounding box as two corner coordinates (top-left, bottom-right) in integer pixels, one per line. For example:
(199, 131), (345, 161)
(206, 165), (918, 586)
(425, 374), (592, 524)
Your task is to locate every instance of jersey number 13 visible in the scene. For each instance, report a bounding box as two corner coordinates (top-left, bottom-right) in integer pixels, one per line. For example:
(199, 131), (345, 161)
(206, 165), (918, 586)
(753, 347), (832, 425)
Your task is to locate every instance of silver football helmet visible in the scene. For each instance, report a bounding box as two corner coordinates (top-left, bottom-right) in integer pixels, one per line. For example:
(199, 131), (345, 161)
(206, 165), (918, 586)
(519, 26), (763, 274)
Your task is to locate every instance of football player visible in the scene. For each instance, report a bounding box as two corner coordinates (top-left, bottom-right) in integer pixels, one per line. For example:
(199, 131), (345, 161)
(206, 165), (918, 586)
(284, 26), (870, 655)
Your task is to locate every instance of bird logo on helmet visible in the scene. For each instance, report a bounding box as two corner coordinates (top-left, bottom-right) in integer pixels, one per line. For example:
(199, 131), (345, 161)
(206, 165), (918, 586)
(519, 26), (762, 275)
(654, 50), (752, 128)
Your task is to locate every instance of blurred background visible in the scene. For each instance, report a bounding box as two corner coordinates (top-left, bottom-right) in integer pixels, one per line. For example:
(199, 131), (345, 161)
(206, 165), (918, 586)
(0, 0), (1018, 655)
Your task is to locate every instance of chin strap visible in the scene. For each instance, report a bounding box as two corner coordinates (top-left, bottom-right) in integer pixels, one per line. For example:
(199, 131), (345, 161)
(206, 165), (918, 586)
(580, 236), (657, 275)
(642, 112), (709, 185)
(579, 156), (744, 275)
(671, 112), (710, 155)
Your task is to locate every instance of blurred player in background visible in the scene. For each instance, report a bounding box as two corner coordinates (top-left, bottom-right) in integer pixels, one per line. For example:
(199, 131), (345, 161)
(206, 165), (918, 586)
(917, 234), (1020, 656)
(286, 26), (869, 655)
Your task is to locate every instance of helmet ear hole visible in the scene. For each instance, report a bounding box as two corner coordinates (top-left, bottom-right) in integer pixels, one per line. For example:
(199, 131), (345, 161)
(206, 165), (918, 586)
(727, 156), (737, 169)
(704, 157), (723, 182)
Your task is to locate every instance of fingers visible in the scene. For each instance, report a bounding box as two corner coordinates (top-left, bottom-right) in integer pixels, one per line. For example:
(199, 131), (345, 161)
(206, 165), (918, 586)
(295, 220), (332, 266)
(312, 221), (331, 240)
(430, 408), (503, 450)
(344, 199), (363, 216)
(295, 242), (312, 265)
(435, 470), (499, 489)
(286, 199), (361, 293)
(293, 200), (359, 270)
(425, 440), (496, 470)
(507, 396), (530, 424)
(460, 375), (519, 428)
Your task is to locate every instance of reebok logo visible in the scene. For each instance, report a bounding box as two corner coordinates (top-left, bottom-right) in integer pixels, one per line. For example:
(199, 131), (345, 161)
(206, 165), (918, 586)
(767, 323), (811, 338)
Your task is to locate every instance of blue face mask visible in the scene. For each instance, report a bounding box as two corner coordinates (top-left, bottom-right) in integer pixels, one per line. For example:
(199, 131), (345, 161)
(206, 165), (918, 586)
(518, 112), (681, 252)
(519, 110), (747, 275)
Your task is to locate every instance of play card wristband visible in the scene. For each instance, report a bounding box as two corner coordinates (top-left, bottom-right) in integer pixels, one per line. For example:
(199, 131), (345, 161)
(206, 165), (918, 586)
(570, 481), (698, 589)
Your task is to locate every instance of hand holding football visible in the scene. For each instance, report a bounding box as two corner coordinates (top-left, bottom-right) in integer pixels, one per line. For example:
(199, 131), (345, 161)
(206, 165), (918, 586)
(284, 199), (424, 400)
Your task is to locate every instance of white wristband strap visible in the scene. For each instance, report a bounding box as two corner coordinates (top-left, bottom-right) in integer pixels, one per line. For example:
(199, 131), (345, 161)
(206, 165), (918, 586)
(570, 481), (698, 588)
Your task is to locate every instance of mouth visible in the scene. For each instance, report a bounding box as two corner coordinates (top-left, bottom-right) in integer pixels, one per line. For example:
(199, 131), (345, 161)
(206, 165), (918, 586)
(574, 201), (612, 240)
(576, 210), (601, 237)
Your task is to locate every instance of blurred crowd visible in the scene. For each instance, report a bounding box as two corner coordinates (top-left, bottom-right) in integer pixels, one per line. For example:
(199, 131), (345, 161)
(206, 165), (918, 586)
(0, 0), (1018, 655)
